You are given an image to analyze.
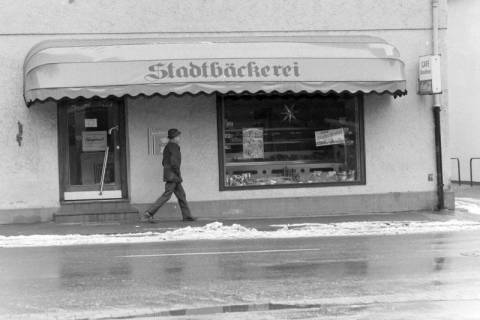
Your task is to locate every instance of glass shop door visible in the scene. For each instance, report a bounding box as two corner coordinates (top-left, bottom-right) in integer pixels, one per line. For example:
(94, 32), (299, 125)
(58, 98), (127, 201)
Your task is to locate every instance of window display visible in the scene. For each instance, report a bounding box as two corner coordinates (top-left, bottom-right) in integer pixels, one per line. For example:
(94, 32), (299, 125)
(218, 93), (365, 189)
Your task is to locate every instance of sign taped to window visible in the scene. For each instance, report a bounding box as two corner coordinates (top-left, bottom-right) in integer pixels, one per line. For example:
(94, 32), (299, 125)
(84, 118), (97, 128)
(82, 131), (107, 152)
(242, 128), (264, 159)
(315, 128), (346, 147)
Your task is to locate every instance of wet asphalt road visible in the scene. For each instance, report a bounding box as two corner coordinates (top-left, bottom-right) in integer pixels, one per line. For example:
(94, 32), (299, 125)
(1, 230), (480, 319)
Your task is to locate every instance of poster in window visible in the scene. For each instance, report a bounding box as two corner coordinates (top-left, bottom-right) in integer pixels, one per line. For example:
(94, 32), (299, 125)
(242, 128), (264, 159)
(315, 128), (346, 147)
(82, 131), (107, 152)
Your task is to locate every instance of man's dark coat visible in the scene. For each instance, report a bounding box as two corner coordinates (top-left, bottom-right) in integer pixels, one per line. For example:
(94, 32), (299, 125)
(162, 141), (182, 183)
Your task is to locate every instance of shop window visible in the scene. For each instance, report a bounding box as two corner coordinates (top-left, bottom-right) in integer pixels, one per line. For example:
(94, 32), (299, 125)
(217, 93), (365, 190)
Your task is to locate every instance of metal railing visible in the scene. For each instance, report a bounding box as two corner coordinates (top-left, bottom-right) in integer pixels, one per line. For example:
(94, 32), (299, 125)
(450, 157), (461, 185)
(470, 158), (480, 187)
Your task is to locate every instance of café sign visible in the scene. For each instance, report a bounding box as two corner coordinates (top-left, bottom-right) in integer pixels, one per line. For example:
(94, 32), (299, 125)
(418, 55), (441, 95)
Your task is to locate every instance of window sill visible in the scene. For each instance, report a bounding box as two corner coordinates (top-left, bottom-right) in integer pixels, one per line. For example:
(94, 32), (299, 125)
(219, 180), (365, 191)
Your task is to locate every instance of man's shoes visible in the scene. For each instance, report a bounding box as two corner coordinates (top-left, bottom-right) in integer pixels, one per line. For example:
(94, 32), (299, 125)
(182, 216), (197, 222)
(142, 211), (155, 223)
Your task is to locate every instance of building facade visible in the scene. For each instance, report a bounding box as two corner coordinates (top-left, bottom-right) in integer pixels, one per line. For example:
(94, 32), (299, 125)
(447, 0), (480, 184)
(0, 0), (452, 224)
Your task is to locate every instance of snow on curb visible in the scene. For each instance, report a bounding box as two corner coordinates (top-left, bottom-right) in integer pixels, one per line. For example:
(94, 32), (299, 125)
(1, 220), (480, 248)
(456, 197), (480, 215)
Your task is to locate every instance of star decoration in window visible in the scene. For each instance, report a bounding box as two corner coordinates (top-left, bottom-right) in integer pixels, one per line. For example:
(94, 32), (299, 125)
(281, 104), (298, 124)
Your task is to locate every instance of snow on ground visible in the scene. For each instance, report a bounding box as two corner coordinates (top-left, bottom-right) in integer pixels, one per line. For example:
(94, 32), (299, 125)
(1, 219), (480, 248)
(456, 198), (480, 215)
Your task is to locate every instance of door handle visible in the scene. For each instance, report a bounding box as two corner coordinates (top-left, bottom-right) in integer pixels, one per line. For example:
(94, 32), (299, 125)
(108, 125), (119, 135)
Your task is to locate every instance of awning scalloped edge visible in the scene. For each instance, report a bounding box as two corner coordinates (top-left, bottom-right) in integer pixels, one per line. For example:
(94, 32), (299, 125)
(26, 88), (407, 106)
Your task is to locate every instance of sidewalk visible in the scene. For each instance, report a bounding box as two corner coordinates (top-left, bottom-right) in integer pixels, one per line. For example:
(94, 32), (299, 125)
(0, 210), (471, 237)
(0, 184), (478, 237)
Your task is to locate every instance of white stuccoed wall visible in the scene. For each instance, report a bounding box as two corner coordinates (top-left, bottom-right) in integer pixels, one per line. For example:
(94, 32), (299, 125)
(0, 0), (450, 213)
(0, 37), (60, 210)
(0, 0), (443, 34)
(448, 0), (480, 182)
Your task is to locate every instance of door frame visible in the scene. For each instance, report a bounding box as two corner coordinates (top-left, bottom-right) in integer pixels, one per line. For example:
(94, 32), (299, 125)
(57, 97), (129, 202)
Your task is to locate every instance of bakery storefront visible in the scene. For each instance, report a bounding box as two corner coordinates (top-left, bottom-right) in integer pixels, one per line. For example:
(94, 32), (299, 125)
(24, 36), (406, 219)
(219, 93), (363, 188)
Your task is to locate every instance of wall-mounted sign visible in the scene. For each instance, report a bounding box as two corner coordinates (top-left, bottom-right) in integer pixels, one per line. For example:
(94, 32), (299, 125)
(82, 131), (107, 152)
(242, 128), (264, 159)
(148, 128), (169, 155)
(418, 55), (441, 95)
(315, 128), (346, 147)
(84, 118), (97, 128)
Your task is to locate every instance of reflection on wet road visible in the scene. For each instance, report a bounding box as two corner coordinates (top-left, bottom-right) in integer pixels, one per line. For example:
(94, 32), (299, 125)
(1, 231), (480, 319)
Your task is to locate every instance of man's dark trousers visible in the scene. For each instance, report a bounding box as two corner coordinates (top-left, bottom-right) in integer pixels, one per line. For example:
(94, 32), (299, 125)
(147, 181), (192, 219)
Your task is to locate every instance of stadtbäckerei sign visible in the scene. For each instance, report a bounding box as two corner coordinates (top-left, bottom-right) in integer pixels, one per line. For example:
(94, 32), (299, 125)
(145, 60), (300, 82)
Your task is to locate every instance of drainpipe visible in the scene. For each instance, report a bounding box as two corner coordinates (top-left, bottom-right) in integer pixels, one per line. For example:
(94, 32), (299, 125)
(432, 0), (444, 210)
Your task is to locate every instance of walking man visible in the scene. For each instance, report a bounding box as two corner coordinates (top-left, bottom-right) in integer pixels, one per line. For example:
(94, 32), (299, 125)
(143, 128), (196, 222)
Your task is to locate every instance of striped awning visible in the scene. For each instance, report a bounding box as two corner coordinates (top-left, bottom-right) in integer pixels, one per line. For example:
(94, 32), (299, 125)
(24, 36), (407, 106)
